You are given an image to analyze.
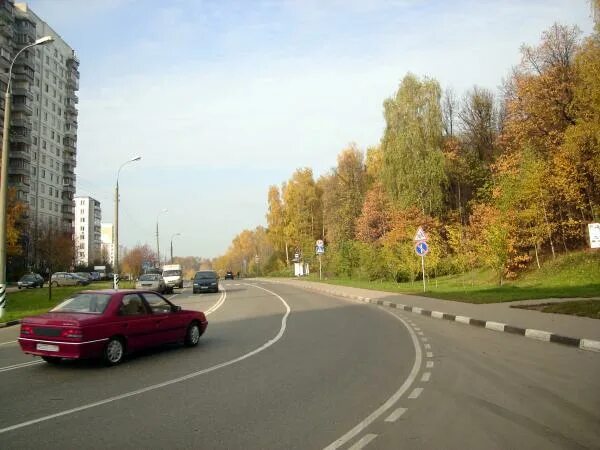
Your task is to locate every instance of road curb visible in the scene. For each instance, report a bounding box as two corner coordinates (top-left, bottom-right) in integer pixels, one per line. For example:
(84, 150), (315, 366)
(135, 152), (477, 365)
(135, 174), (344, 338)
(283, 282), (600, 353)
(0, 320), (20, 328)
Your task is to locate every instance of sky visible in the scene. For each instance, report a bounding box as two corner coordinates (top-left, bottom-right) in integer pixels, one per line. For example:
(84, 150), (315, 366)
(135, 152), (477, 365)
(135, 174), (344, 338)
(26, 0), (594, 259)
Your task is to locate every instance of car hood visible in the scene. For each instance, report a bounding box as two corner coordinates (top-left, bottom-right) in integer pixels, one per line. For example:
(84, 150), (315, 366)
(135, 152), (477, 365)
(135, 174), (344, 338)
(22, 312), (104, 326)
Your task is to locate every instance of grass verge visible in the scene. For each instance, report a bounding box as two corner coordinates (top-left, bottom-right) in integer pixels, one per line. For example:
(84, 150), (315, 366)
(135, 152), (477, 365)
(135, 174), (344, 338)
(289, 250), (600, 304)
(512, 300), (600, 320)
(1, 281), (134, 324)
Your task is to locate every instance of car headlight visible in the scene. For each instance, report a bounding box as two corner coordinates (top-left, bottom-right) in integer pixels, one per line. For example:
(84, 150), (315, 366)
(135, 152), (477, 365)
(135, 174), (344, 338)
(211, 282), (217, 285)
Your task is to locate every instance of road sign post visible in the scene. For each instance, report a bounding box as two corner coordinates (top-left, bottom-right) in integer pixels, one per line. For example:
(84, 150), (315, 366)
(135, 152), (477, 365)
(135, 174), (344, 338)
(316, 240), (325, 280)
(414, 227), (429, 292)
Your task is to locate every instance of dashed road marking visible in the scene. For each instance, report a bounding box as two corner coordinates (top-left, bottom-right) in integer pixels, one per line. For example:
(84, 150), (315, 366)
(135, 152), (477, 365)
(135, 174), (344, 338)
(348, 434), (377, 450)
(408, 387), (423, 399)
(385, 407), (407, 423)
(420, 337), (428, 342)
(421, 372), (431, 382)
(424, 343), (431, 349)
(426, 352), (433, 358)
(426, 361), (434, 369)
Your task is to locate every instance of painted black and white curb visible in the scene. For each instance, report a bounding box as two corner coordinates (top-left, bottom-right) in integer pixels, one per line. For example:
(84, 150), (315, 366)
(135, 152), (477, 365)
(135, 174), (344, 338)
(291, 283), (600, 353)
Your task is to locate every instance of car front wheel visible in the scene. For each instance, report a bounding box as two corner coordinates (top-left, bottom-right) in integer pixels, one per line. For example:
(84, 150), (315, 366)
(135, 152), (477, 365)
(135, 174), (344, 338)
(184, 322), (201, 347)
(104, 337), (125, 366)
(51, 281), (58, 287)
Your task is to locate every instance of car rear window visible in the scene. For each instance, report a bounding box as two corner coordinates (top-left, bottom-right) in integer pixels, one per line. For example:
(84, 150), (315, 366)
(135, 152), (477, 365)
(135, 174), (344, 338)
(195, 271), (216, 279)
(50, 293), (111, 314)
(139, 274), (159, 281)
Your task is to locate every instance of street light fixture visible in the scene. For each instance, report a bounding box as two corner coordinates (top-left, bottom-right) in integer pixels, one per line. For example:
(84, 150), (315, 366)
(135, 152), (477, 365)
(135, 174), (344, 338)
(170, 233), (181, 264)
(113, 156), (141, 289)
(156, 208), (168, 268)
(0, 35), (54, 318)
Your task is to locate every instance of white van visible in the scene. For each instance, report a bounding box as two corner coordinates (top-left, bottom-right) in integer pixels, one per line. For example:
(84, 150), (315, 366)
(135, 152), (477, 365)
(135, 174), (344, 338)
(162, 264), (183, 289)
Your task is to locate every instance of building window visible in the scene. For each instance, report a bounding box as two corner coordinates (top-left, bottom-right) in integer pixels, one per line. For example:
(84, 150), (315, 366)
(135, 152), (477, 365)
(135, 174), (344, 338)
(41, 199), (45, 208)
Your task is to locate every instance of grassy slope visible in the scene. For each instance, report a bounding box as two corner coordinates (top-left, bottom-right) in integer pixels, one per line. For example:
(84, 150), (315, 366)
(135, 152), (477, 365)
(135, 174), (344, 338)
(302, 251), (600, 304)
(513, 300), (600, 320)
(1, 281), (134, 323)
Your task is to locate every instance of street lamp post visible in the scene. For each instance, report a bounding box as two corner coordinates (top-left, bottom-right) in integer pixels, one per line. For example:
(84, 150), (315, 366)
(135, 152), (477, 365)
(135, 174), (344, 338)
(0, 36), (54, 318)
(113, 156), (141, 289)
(170, 232), (181, 264)
(155, 209), (168, 268)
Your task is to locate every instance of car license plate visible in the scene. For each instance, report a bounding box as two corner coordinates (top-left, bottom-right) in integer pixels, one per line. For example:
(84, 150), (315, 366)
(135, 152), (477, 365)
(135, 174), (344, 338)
(200, 286), (208, 289)
(36, 343), (59, 352)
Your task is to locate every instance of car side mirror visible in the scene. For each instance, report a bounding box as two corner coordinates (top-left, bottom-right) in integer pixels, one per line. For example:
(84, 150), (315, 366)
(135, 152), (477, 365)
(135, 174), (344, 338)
(171, 305), (181, 313)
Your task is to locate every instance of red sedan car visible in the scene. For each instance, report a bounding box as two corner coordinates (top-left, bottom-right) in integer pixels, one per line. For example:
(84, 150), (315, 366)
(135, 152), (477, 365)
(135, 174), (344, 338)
(18, 289), (208, 366)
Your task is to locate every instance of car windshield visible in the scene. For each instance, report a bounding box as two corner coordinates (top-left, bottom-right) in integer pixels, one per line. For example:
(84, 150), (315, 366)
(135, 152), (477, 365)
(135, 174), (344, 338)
(50, 293), (111, 314)
(195, 271), (216, 279)
(163, 270), (181, 277)
(21, 275), (35, 281)
(139, 274), (158, 281)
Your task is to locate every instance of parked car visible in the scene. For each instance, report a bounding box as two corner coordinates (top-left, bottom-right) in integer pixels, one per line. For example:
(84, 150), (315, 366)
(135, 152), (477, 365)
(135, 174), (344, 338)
(50, 272), (90, 287)
(89, 271), (102, 281)
(75, 272), (93, 282)
(18, 289), (208, 365)
(17, 273), (44, 289)
(224, 271), (234, 280)
(193, 271), (219, 294)
(135, 273), (171, 294)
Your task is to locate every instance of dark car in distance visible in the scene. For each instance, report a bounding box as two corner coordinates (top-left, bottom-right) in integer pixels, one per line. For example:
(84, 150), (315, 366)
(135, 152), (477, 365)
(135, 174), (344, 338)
(18, 289), (208, 366)
(224, 271), (234, 280)
(17, 273), (44, 289)
(193, 271), (219, 294)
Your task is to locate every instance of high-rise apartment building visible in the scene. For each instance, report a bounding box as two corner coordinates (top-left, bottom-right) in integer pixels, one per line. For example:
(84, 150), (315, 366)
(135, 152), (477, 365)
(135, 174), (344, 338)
(101, 223), (114, 266)
(74, 196), (101, 266)
(0, 1), (79, 252)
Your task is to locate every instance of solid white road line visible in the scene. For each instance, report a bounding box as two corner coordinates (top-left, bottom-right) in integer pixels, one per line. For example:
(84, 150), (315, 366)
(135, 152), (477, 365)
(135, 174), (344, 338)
(323, 309), (422, 450)
(205, 290), (227, 316)
(408, 387), (423, 399)
(426, 361), (434, 369)
(348, 434), (377, 450)
(384, 407), (407, 423)
(0, 284), (291, 435)
(0, 340), (17, 346)
(421, 372), (431, 382)
(0, 360), (43, 373)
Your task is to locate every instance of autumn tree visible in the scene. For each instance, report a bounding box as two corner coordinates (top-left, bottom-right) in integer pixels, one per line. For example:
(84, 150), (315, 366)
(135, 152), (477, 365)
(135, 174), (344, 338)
(121, 244), (156, 279)
(36, 225), (75, 273)
(381, 73), (447, 215)
(7, 188), (27, 257)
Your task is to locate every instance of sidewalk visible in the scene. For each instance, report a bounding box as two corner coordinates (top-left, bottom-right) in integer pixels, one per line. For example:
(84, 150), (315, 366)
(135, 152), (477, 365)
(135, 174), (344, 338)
(265, 278), (600, 351)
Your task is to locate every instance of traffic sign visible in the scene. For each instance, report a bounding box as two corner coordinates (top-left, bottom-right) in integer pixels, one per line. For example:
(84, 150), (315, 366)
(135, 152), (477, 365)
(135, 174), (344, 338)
(315, 240), (325, 254)
(414, 226), (427, 241)
(415, 241), (429, 256)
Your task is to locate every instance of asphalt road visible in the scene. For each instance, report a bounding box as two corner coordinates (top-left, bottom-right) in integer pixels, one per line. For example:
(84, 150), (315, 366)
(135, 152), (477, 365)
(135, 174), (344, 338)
(0, 281), (598, 449)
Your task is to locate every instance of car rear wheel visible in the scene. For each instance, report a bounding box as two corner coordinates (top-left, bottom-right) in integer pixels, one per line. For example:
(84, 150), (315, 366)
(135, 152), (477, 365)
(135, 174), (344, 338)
(51, 281), (58, 287)
(104, 337), (125, 366)
(42, 356), (61, 364)
(185, 322), (201, 347)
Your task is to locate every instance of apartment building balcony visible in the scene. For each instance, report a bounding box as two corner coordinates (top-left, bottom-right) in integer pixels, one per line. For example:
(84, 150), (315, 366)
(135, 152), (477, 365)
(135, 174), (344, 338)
(13, 85), (33, 100)
(0, 43), (11, 69)
(10, 143), (30, 161)
(10, 127), (31, 144)
(13, 64), (33, 82)
(8, 173), (30, 188)
(63, 136), (76, 149)
(11, 116), (32, 128)
(61, 204), (74, 220)
(62, 183), (75, 195)
(12, 99), (32, 115)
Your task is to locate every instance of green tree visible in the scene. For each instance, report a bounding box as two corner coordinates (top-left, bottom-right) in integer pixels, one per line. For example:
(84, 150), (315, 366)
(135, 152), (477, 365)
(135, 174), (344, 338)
(381, 73), (447, 215)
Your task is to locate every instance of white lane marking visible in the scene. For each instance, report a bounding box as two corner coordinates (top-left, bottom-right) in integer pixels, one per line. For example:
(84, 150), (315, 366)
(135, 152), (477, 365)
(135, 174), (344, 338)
(420, 337), (428, 342)
(348, 434), (377, 450)
(384, 407), (407, 423)
(324, 310), (422, 450)
(417, 331), (424, 336)
(408, 387), (423, 399)
(426, 352), (433, 358)
(205, 290), (227, 315)
(421, 372), (431, 382)
(413, 327), (421, 331)
(0, 284), (291, 435)
(426, 361), (434, 369)
(424, 343), (431, 349)
(525, 329), (551, 342)
(0, 360), (43, 373)
(0, 340), (17, 346)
